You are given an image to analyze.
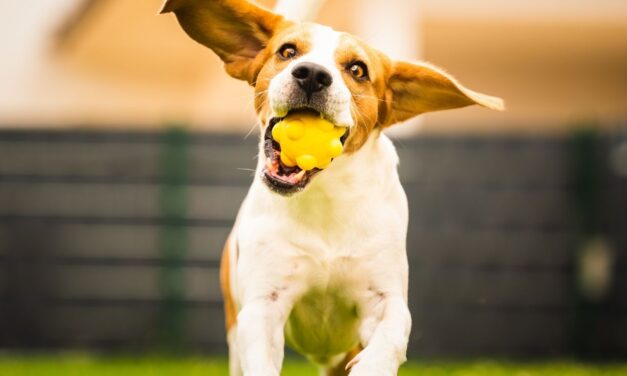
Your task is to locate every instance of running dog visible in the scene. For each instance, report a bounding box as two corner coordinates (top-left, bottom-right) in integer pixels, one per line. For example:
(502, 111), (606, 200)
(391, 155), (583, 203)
(160, 1), (503, 375)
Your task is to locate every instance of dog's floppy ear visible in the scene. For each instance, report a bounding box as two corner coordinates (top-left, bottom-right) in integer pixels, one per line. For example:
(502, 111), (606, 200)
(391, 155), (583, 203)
(160, 0), (286, 83)
(383, 61), (504, 126)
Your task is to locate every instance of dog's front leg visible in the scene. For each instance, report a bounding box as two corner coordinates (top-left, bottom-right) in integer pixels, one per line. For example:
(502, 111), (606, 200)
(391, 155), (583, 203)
(236, 291), (297, 376)
(349, 296), (412, 376)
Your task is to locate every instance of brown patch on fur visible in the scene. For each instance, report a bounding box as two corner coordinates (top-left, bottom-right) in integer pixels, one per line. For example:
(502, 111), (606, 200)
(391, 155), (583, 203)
(383, 61), (504, 126)
(324, 345), (363, 376)
(161, 0), (292, 84)
(330, 34), (502, 138)
(220, 233), (237, 331)
(269, 290), (279, 301)
(384, 61), (473, 124)
(252, 24), (315, 126)
(335, 34), (391, 152)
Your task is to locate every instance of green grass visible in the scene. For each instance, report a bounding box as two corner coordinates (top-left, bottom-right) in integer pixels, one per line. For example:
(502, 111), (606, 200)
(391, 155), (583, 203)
(0, 355), (626, 375)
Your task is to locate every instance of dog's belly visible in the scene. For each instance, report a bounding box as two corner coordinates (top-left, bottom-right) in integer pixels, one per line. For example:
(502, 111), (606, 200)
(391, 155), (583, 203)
(284, 289), (360, 363)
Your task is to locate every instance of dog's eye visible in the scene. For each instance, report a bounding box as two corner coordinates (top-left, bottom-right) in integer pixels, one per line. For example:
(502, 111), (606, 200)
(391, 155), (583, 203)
(348, 61), (368, 80)
(277, 44), (297, 60)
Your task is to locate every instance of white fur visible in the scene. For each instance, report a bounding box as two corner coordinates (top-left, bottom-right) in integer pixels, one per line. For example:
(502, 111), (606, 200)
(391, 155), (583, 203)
(230, 26), (411, 376)
(229, 132), (411, 376)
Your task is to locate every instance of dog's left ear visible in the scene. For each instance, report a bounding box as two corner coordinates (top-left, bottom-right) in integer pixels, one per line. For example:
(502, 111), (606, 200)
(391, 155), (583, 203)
(160, 0), (286, 84)
(383, 61), (505, 126)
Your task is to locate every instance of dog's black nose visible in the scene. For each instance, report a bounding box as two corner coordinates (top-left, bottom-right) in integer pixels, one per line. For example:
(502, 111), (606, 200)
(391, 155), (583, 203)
(291, 62), (333, 99)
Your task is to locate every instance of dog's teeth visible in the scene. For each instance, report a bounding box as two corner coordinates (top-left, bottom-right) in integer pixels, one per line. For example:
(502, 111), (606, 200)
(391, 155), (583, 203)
(266, 157), (273, 171)
(294, 170), (306, 182)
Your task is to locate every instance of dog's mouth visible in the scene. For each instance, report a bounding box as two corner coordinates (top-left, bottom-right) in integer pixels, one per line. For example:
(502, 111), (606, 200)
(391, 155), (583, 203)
(262, 109), (349, 195)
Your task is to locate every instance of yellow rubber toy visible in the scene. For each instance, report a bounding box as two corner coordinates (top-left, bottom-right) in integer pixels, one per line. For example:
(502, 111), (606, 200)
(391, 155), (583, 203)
(272, 112), (347, 171)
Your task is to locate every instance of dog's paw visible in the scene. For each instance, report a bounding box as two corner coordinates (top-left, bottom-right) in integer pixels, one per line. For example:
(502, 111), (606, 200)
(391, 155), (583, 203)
(346, 347), (396, 376)
(243, 371), (279, 376)
(348, 363), (396, 376)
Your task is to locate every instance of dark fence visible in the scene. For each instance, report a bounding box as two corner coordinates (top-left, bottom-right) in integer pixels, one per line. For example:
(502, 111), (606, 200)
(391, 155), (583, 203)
(0, 128), (625, 359)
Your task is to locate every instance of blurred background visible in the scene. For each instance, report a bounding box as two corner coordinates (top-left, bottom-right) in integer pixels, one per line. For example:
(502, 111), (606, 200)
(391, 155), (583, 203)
(1, 0), (627, 368)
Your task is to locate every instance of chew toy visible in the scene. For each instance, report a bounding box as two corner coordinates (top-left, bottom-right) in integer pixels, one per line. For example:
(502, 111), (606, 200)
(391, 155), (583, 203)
(272, 112), (346, 171)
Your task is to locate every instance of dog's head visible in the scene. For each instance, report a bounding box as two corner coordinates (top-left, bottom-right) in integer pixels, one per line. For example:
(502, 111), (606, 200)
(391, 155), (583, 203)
(161, 0), (504, 195)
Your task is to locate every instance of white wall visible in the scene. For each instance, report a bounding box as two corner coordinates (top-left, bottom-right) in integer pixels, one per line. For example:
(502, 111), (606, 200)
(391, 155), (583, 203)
(423, 0), (627, 22)
(0, 0), (80, 119)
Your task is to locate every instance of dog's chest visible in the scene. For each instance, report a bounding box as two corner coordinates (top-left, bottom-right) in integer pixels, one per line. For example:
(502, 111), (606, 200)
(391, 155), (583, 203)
(237, 133), (407, 284)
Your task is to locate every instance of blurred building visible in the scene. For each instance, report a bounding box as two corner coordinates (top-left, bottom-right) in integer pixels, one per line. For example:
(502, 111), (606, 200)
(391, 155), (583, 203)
(1, 0), (626, 132)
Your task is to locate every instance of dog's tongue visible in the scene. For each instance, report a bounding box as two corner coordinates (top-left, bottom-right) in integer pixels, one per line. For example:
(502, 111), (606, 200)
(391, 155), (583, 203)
(266, 157), (306, 184)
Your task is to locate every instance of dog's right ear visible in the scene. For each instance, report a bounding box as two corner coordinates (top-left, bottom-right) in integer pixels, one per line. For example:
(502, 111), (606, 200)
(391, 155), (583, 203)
(160, 0), (286, 84)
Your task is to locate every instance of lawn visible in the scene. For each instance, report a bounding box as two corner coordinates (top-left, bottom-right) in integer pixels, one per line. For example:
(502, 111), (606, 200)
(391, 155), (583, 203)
(1, 356), (626, 375)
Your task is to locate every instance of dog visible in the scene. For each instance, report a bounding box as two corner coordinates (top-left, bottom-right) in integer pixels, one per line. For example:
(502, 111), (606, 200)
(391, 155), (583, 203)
(160, 1), (503, 375)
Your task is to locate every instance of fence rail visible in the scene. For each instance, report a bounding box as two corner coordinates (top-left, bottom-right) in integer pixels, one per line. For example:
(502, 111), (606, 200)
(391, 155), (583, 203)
(0, 128), (625, 359)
